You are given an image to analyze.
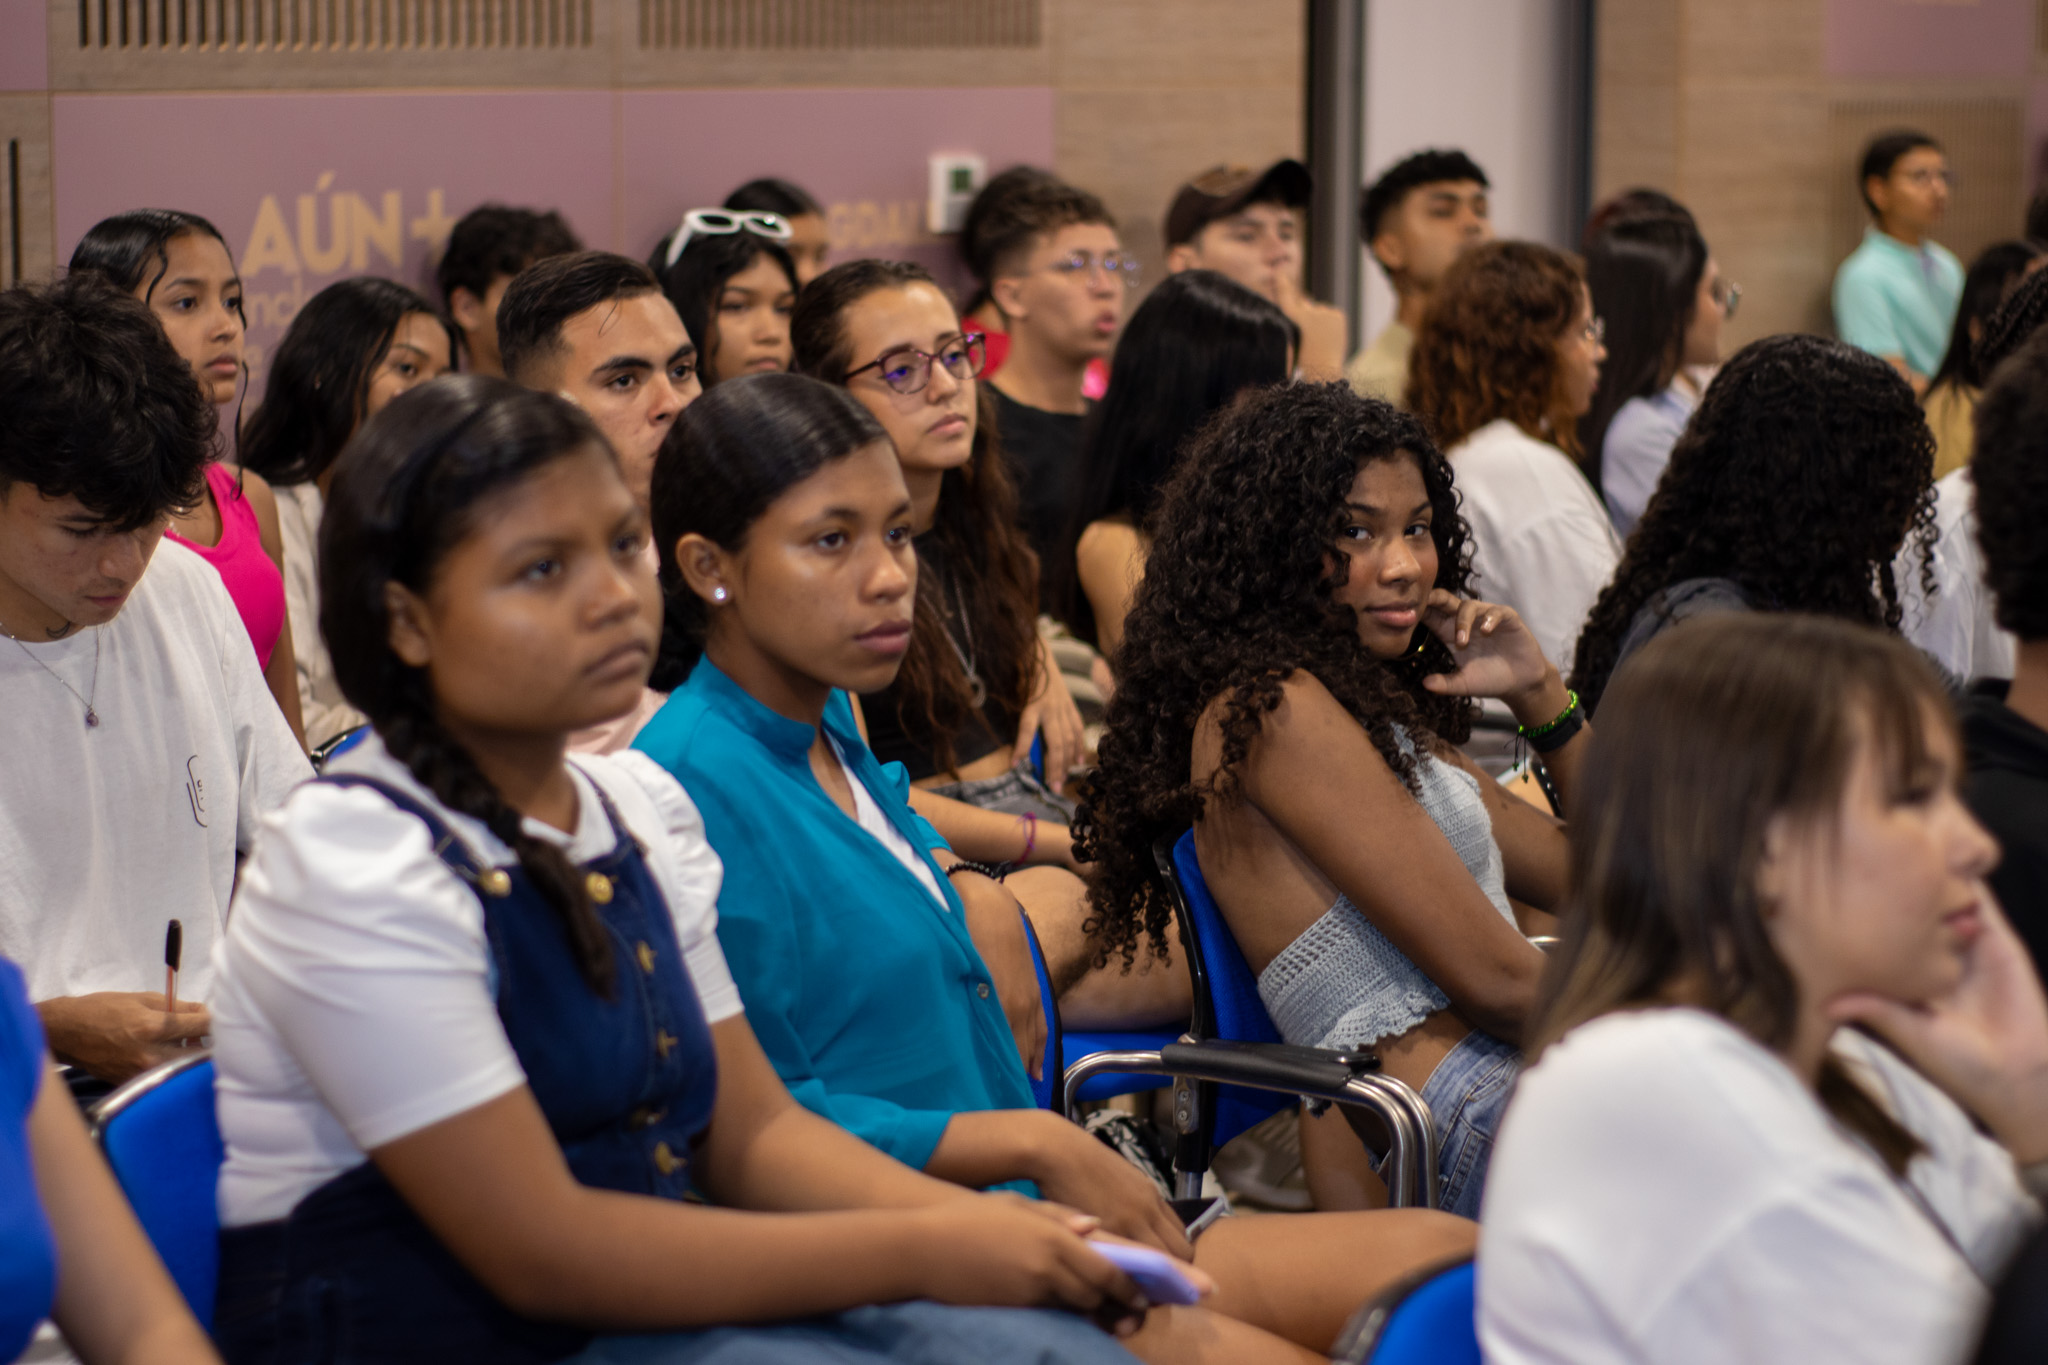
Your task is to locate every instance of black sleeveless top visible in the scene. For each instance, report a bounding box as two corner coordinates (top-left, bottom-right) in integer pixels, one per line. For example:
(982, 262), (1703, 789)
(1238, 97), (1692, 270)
(860, 535), (1017, 781)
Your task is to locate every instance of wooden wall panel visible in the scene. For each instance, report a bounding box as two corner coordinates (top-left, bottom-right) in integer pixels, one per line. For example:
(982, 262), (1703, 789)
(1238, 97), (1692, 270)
(1594, 0), (2025, 349)
(0, 95), (55, 288)
(1049, 0), (1303, 295)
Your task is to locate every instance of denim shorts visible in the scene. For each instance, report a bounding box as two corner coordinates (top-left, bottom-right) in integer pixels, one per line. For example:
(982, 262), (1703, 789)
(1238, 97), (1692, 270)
(923, 766), (1077, 823)
(1413, 1028), (1521, 1219)
(572, 1302), (1138, 1365)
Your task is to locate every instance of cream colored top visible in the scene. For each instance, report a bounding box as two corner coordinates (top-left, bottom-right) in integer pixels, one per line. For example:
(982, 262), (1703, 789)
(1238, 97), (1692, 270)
(1346, 321), (1414, 408)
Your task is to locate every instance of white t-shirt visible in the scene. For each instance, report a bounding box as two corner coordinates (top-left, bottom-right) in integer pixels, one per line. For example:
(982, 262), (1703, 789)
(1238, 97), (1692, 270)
(212, 733), (742, 1225)
(1480, 1008), (2038, 1365)
(0, 539), (309, 1004)
(1899, 468), (2015, 684)
(831, 738), (947, 910)
(1448, 419), (1623, 672)
(273, 482), (366, 748)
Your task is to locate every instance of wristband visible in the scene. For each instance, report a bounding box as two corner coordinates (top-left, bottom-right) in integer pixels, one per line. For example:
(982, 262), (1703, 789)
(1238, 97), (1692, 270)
(1017, 812), (1039, 864)
(1517, 689), (1584, 755)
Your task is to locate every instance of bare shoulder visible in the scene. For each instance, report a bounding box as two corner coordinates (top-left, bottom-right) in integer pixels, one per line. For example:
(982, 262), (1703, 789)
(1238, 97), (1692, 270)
(1075, 517), (1143, 577)
(230, 466), (289, 562)
(1193, 669), (1397, 786)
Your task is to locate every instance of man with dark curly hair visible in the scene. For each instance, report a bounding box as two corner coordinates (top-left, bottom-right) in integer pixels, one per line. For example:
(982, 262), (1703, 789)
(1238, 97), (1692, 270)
(1961, 328), (2048, 973)
(0, 274), (309, 1089)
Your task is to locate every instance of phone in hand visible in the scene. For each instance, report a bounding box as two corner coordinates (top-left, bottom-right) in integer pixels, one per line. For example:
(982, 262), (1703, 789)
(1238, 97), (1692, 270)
(1168, 1194), (1228, 1241)
(1088, 1239), (1204, 1305)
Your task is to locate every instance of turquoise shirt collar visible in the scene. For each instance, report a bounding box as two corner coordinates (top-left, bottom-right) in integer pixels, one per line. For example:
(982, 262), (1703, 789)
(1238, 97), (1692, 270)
(689, 656), (832, 762)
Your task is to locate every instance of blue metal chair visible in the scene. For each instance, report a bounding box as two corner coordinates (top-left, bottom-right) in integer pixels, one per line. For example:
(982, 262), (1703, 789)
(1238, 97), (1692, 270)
(1018, 914), (1175, 1110)
(88, 1053), (223, 1326)
(1332, 1257), (1479, 1364)
(1061, 832), (1440, 1207)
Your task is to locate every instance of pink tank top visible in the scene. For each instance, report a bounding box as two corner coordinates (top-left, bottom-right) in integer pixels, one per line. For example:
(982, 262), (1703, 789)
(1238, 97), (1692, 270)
(167, 463), (287, 668)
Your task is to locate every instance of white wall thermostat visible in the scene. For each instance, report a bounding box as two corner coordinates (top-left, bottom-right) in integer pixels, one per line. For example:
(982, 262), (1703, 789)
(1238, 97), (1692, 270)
(928, 153), (987, 235)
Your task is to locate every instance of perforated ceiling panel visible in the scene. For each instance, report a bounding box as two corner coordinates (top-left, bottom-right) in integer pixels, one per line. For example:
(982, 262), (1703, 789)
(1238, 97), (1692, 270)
(75, 0), (594, 51)
(639, 0), (1040, 49)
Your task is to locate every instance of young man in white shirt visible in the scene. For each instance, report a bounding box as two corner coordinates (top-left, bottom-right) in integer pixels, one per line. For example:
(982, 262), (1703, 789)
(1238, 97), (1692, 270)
(499, 251), (701, 752)
(1348, 150), (1493, 406)
(1164, 159), (1348, 382)
(0, 274), (310, 1084)
(498, 251), (700, 513)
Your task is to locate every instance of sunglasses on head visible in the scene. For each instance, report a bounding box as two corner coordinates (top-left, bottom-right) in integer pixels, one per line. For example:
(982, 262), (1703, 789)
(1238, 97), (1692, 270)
(663, 209), (793, 270)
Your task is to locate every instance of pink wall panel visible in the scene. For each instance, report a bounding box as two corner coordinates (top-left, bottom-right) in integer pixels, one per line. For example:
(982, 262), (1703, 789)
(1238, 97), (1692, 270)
(0, 0), (48, 90)
(1825, 0), (2032, 78)
(50, 86), (1054, 392)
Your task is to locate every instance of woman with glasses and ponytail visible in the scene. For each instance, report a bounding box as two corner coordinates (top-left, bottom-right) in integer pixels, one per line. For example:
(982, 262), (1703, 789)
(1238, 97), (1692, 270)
(791, 260), (1183, 1033)
(209, 374), (1164, 1365)
(650, 209), (799, 388)
(69, 210), (305, 744)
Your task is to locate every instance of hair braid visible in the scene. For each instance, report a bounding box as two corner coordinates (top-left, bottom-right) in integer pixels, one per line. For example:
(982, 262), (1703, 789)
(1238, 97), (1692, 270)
(380, 671), (616, 998)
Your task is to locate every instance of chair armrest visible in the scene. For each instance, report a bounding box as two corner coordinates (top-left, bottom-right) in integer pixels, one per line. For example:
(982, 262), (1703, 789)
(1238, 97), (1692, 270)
(1061, 1039), (1441, 1209)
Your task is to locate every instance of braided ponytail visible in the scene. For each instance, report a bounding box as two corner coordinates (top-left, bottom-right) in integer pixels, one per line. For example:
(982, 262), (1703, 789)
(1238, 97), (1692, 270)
(321, 373), (622, 997)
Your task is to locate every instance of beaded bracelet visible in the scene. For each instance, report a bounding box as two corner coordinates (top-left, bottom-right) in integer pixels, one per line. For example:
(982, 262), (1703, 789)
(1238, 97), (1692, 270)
(1517, 689), (1585, 755)
(945, 860), (1011, 883)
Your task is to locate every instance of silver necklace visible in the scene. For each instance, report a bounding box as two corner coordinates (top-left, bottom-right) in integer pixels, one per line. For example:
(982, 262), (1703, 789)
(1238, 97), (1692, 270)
(4, 626), (101, 727)
(943, 576), (986, 709)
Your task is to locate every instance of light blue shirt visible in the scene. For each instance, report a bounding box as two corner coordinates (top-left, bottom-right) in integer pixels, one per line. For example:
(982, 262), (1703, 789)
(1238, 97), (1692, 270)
(1832, 226), (1964, 378)
(1601, 380), (1698, 540)
(634, 661), (1036, 1175)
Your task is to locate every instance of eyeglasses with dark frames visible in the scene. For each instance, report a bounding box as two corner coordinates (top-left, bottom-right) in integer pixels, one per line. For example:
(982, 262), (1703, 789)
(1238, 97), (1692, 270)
(846, 333), (988, 396)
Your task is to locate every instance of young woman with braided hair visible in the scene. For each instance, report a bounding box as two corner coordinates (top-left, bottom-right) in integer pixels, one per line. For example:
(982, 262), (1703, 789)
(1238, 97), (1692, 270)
(1569, 334), (1938, 715)
(207, 374), (1168, 1364)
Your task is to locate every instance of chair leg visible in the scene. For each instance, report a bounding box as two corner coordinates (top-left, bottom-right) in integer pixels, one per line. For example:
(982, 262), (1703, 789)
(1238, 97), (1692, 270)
(1170, 1076), (1214, 1201)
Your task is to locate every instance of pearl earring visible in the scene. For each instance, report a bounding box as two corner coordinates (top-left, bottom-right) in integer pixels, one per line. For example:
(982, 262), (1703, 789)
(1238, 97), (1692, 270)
(712, 587), (728, 603)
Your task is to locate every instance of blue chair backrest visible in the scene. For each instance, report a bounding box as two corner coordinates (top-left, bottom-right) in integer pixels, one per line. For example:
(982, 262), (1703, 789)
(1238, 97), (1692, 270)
(1021, 913), (1059, 1110)
(1358, 1259), (1479, 1364)
(94, 1055), (223, 1327)
(1168, 831), (1292, 1145)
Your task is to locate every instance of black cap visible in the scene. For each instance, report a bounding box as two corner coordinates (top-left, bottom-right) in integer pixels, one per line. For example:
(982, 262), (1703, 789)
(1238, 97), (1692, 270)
(1165, 160), (1313, 248)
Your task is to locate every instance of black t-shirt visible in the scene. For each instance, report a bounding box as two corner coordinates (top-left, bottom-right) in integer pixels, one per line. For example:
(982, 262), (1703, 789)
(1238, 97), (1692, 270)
(1960, 679), (2048, 981)
(989, 385), (1087, 580)
(859, 535), (1015, 782)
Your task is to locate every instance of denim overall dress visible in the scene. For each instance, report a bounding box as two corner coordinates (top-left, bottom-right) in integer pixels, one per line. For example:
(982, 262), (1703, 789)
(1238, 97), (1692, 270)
(215, 775), (719, 1365)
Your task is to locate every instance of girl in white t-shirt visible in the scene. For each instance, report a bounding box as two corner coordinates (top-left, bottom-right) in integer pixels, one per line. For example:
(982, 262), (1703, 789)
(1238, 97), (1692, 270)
(1480, 612), (2048, 1365)
(210, 374), (1165, 1365)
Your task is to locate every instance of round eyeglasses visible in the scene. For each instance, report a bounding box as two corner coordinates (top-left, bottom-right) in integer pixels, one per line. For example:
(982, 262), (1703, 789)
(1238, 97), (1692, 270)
(846, 334), (988, 396)
(1028, 250), (1142, 288)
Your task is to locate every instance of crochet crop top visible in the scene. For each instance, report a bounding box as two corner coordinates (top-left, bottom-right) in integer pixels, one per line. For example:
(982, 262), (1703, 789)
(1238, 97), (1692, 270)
(1257, 729), (1513, 1050)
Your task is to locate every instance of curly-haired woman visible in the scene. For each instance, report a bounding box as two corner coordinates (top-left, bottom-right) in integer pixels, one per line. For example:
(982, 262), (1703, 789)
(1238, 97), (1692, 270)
(1076, 383), (1578, 1217)
(1409, 241), (1620, 668)
(1569, 334), (1937, 715)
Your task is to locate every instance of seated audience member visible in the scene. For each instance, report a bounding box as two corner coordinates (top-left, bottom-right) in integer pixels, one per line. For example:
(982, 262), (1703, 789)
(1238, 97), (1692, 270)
(1078, 383), (1574, 1218)
(1923, 240), (2043, 479)
(1047, 269), (1297, 661)
(792, 261), (1182, 1032)
(1581, 209), (1732, 538)
(1347, 150), (1493, 406)
(1578, 186), (1692, 250)
(435, 203), (581, 378)
(499, 251), (701, 752)
(1163, 160), (1346, 382)
(1481, 614), (2041, 1365)
(650, 209), (798, 388)
(957, 165), (1063, 381)
(633, 374), (1475, 1363)
(0, 952), (221, 1362)
(978, 178), (1132, 569)
(1408, 241), (1620, 668)
(242, 277), (452, 747)
(1570, 335), (1936, 713)
(724, 177), (830, 286)
(211, 375), (1157, 1365)
(1960, 329), (2048, 976)
(69, 209), (306, 745)
(1834, 128), (1963, 395)
(0, 275), (308, 1084)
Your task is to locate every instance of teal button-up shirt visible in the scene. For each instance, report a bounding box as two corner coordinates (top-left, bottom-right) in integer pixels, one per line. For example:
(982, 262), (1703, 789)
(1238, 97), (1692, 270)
(1832, 226), (1964, 378)
(634, 660), (1036, 1174)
